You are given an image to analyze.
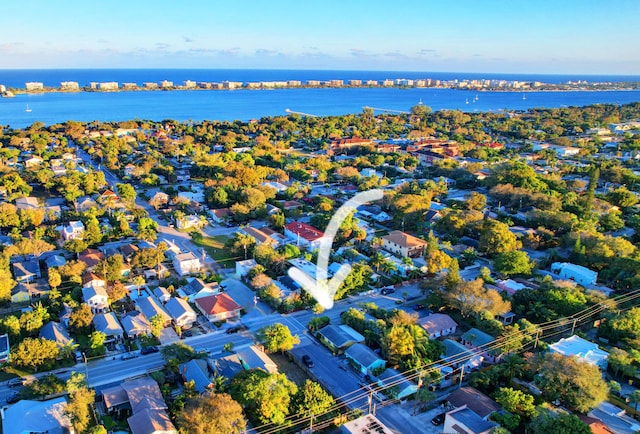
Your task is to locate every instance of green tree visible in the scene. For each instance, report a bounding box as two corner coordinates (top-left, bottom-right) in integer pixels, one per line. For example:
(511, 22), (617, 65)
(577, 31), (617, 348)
(11, 337), (60, 371)
(96, 254), (125, 282)
(160, 342), (195, 363)
(257, 323), (300, 353)
(116, 183), (137, 203)
(89, 331), (106, 356)
(150, 314), (165, 338)
(64, 373), (95, 433)
(176, 393), (246, 434)
(535, 353), (608, 413)
(629, 390), (640, 412)
(48, 268), (62, 291)
(530, 411), (591, 434)
(229, 369), (298, 425)
(293, 380), (335, 427)
(68, 304), (93, 333)
(479, 220), (521, 257)
(445, 258), (461, 290)
(0, 269), (16, 302)
(494, 387), (536, 418)
(493, 250), (532, 277)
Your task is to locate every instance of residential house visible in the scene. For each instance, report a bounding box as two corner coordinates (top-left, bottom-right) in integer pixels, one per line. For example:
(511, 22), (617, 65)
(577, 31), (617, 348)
(82, 286), (109, 312)
(549, 335), (609, 370)
(209, 207), (232, 223)
(12, 259), (40, 283)
(123, 164), (136, 177)
(236, 259), (258, 277)
(443, 339), (484, 372)
(11, 283), (30, 303)
(316, 324), (365, 353)
(62, 220), (85, 241)
(178, 278), (219, 301)
(78, 248), (104, 271)
(194, 293), (242, 322)
(136, 296), (171, 327)
(14, 196), (40, 210)
(149, 191), (169, 207)
(121, 311), (152, 339)
(179, 359), (213, 393)
(588, 401), (640, 434)
(341, 414), (394, 434)
(44, 254), (66, 269)
(381, 231), (428, 258)
(75, 196), (98, 212)
(284, 221), (324, 249)
(446, 387), (501, 420)
(24, 155), (44, 168)
(165, 297), (197, 329)
(153, 287), (171, 303)
(93, 312), (124, 342)
(236, 345), (278, 373)
(0, 334), (10, 364)
(443, 406), (498, 434)
(172, 252), (201, 276)
(1, 397), (73, 434)
(376, 368), (418, 400)
(418, 313), (458, 339)
(176, 214), (203, 230)
(344, 343), (386, 376)
(39, 321), (73, 349)
(240, 226), (281, 248)
(461, 328), (497, 363)
(82, 272), (106, 289)
(551, 262), (598, 286)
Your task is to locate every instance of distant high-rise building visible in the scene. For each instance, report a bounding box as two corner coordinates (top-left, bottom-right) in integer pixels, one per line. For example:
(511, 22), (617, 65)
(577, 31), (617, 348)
(25, 82), (44, 91)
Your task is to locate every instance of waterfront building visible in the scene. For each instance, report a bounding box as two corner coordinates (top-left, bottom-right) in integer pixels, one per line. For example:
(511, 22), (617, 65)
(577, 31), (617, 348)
(98, 82), (119, 90)
(60, 81), (79, 90)
(25, 82), (44, 91)
(287, 80), (302, 86)
(160, 80), (173, 88)
(183, 80), (196, 88)
(348, 79), (362, 86)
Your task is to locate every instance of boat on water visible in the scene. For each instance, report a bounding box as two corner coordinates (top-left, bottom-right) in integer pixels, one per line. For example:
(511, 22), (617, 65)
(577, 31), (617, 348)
(25, 104), (32, 112)
(522, 93), (526, 100)
(465, 98), (469, 104)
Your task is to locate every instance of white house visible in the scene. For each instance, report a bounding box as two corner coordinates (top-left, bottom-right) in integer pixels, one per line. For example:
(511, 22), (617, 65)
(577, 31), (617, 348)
(549, 335), (609, 370)
(381, 230), (427, 258)
(172, 252), (202, 276)
(236, 259), (258, 277)
(82, 286), (109, 312)
(164, 297), (197, 329)
(551, 262), (598, 286)
(177, 214), (203, 230)
(418, 313), (458, 339)
(284, 222), (324, 249)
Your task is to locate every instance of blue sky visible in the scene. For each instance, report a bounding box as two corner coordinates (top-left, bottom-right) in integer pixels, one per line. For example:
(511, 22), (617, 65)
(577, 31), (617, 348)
(1, 0), (639, 73)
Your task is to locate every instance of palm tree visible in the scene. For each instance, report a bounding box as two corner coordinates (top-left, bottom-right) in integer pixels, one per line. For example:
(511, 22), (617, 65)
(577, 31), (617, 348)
(629, 390), (640, 412)
(370, 252), (386, 273)
(60, 339), (80, 360)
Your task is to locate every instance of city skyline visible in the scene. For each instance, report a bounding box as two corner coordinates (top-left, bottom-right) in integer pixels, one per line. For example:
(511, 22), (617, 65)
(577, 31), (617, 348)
(1, 0), (639, 74)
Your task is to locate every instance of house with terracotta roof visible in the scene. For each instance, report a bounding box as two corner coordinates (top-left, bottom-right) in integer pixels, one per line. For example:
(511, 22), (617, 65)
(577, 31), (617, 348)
(78, 248), (104, 271)
(194, 293), (241, 322)
(240, 226), (281, 248)
(82, 272), (106, 289)
(381, 230), (428, 258)
(284, 221), (324, 249)
(209, 207), (232, 223)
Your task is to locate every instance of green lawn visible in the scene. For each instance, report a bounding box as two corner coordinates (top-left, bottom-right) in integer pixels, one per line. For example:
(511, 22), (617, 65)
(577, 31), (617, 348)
(191, 235), (239, 268)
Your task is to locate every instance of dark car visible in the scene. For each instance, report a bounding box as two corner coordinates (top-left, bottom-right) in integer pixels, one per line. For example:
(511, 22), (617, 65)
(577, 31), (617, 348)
(6, 392), (20, 404)
(301, 355), (314, 368)
(182, 330), (193, 338)
(226, 325), (247, 334)
(8, 377), (26, 388)
(380, 287), (395, 295)
(431, 412), (446, 426)
(141, 346), (159, 355)
(413, 304), (426, 311)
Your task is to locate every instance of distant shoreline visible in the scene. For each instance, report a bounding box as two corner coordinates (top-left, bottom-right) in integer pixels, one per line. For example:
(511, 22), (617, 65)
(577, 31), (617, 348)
(3, 80), (639, 98)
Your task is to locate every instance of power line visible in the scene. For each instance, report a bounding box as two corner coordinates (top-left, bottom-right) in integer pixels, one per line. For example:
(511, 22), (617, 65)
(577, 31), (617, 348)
(250, 288), (640, 434)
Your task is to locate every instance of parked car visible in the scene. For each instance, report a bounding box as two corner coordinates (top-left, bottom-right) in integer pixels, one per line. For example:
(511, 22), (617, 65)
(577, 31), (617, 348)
(226, 325), (247, 334)
(182, 330), (193, 338)
(413, 304), (426, 311)
(8, 377), (26, 388)
(6, 392), (20, 404)
(121, 352), (139, 360)
(141, 346), (159, 355)
(431, 412), (447, 426)
(301, 355), (314, 368)
(380, 287), (395, 295)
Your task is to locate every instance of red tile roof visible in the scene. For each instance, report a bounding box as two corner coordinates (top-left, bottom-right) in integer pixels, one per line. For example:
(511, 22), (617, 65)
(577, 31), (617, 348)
(195, 293), (241, 315)
(285, 222), (324, 241)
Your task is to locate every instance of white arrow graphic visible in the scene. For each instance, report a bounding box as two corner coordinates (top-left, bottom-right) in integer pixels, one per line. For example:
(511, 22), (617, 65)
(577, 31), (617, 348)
(288, 189), (384, 309)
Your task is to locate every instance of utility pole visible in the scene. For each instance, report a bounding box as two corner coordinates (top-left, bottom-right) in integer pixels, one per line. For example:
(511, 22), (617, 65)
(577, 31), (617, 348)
(458, 364), (465, 388)
(83, 351), (89, 383)
(570, 318), (578, 335)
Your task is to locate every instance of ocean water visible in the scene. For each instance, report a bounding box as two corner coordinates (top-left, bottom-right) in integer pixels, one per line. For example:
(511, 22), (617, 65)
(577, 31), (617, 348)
(1, 69), (639, 129)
